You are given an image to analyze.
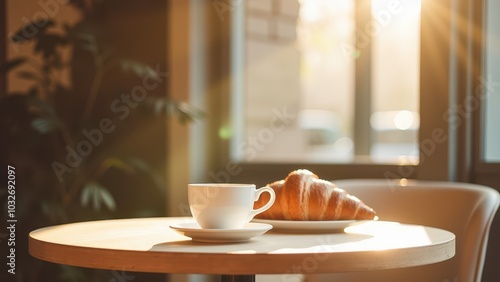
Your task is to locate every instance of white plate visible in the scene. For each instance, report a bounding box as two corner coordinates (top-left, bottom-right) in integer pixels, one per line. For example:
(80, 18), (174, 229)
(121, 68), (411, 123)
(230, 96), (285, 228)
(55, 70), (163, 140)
(169, 222), (273, 243)
(251, 218), (370, 233)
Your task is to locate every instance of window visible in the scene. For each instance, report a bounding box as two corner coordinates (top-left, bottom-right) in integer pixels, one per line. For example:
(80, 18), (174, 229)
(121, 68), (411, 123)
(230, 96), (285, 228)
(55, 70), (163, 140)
(182, 0), (490, 184)
(167, 1), (499, 277)
(234, 0), (421, 164)
(483, 0), (500, 163)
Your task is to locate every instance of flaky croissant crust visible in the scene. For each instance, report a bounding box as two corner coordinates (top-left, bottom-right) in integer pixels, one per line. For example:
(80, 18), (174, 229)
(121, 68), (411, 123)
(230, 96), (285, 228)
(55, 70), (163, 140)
(254, 169), (376, 220)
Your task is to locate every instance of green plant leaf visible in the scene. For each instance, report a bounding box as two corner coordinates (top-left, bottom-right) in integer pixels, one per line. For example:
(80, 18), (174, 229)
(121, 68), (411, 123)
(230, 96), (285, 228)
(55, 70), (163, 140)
(98, 187), (116, 211)
(169, 100), (205, 124)
(92, 186), (100, 210)
(143, 98), (205, 123)
(34, 33), (69, 59)
(29, 95), (57, 116)
(58, 265), (86, 282)
(120, 60), (158, 79)
(77, 33), (98, 53)
(10, 19), (55, 43)
(17, 71), (40, 81)
(31, 117), (61, 133)
(80, 184), (92, 207)
(121, 157), (150, 171)
(80, 182), (116, 211)
(0, 57), (27, 73)
(153, 98), (166, 115)
(99, 157), (136, 174)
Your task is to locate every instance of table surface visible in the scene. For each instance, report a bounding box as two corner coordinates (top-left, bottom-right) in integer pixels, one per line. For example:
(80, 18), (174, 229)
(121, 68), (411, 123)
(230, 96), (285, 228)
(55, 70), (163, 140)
(29, 217), (455, 275)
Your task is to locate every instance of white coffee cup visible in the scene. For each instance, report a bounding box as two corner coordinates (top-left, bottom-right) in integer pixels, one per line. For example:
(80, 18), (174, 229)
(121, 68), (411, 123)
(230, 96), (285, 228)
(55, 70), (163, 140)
(188, 183), (276, 229)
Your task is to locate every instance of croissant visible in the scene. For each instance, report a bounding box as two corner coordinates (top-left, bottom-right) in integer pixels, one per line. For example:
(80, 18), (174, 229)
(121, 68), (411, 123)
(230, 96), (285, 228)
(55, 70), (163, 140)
(254, 169), (376, 220)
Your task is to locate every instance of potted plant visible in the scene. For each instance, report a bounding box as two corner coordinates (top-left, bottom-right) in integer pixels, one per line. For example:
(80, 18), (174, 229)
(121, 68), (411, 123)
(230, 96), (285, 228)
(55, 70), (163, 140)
(1, 1), (202, 281)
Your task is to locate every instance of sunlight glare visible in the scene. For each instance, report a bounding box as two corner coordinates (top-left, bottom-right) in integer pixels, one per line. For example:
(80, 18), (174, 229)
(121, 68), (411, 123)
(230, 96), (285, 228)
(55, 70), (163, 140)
(394, 110), (414, 130)
(345, 221), (432, 250)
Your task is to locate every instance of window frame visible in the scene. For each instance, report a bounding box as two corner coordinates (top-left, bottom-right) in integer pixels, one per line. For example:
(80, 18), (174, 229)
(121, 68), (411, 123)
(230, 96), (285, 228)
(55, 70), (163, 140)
(470, 0), (500, 188)
(226, 0), (423, 184)
(183, 0), (497, 186)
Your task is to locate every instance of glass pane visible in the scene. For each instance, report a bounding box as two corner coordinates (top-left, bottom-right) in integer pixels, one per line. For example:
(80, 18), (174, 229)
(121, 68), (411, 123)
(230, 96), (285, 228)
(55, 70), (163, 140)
(370, 0), (421, 163)
(235, 0), (420, 164)
(484, 0), (500, 162)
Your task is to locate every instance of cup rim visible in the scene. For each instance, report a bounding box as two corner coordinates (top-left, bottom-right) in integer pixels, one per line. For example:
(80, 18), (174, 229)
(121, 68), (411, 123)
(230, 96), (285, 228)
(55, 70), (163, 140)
(188, 183), (256, 188)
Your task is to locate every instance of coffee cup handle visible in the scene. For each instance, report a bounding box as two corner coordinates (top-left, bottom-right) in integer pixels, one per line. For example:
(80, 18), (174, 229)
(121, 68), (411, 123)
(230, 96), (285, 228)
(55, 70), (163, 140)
(249, 186), (276, 219)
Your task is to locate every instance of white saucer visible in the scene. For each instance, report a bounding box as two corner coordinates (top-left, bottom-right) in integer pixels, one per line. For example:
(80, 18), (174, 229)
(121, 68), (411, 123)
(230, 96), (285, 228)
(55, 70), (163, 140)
(252, 218), (371, 233)
(169, 222), (273, 243)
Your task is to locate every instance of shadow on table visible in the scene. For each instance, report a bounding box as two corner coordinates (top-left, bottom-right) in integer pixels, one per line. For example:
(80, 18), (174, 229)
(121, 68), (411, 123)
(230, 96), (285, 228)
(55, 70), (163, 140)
(149, 232), (374, 254)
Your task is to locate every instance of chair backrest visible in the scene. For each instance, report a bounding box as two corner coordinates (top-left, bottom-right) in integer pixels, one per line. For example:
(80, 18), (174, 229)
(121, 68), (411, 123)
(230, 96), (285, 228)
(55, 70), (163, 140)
(306, 179), (500, 282)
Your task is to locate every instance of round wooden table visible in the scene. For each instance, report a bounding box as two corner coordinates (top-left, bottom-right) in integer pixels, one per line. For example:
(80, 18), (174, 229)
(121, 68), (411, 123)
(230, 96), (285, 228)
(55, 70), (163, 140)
(29, 217), (455, 282)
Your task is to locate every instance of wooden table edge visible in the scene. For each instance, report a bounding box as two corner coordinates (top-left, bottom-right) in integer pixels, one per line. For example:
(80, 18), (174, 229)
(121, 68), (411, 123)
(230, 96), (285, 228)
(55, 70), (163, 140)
(29, 230), (455, 275)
